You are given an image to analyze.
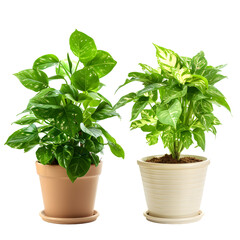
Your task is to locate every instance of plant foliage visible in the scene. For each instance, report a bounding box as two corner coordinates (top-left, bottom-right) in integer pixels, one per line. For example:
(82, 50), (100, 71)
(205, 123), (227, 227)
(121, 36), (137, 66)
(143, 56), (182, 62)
(5, 30), (124, 182)
(115, 44), (230, 160)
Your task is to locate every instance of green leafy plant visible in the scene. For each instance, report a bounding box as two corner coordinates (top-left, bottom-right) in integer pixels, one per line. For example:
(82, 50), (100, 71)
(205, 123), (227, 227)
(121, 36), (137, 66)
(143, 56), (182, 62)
(5, 30), (124, 182)
(114, 44), (230, 160)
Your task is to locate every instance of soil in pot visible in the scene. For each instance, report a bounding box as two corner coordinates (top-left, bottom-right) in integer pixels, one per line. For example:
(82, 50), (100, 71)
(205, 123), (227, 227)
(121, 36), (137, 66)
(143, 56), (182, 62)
(146, 154), (203, 164)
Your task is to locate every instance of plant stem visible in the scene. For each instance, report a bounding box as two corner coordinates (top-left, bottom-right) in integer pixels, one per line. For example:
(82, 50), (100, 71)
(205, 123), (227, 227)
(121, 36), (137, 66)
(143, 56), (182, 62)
(75, 60), (80, 72)
(60, 62), (71, 79)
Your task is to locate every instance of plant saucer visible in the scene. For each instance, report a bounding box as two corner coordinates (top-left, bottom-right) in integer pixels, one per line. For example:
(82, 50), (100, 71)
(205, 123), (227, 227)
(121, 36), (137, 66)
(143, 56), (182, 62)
(39, 210), (99, 224)
(144, 210), (203, 224)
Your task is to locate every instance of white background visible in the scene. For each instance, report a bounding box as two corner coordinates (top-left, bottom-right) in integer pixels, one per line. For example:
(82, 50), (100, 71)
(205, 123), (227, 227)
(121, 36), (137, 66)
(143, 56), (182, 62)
(0, 0), (239, 239)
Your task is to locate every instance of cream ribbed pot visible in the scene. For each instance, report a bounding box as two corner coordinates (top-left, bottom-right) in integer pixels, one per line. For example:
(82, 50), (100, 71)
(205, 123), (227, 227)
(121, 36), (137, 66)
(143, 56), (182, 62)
(138, 155), (210, 224)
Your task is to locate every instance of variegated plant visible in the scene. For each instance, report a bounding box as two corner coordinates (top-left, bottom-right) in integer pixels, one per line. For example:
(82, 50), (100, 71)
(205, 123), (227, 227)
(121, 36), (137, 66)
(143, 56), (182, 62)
(5, 30), (124, 182)
(114, 44), (230, 159)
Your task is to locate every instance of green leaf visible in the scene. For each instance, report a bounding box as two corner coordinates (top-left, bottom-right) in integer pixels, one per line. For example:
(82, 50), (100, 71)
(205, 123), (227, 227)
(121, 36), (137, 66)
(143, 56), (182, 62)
(146, 132), (159, 145)
(162, 85), (188, 104)
(86, 50), (117, 78)
(171, 67), (192, 84)
(13, 114), (39, 125)
(108, 142), (125, 158)
(55, 145), (74, 168)
(187, 75), (208, 93)
(180, 131), (193, 149)
(30, 88), (63, 119)
(131, 96), (149, 121)
(194, 99), (213, 115)
(113, 92), (137, 110)
(56, 60), (72, 77)
(130, 119), (150, 130)
(60, 84), (79, 101)
(80, 123), (102, 138)
(90, 153), (100, 166)
(85, 137), (104, 153)
(95, 125), (124, 158)
(191, 51), (207, 74)
(67, 147), (91, 182)
(5, 124), (40, 151)
(33, 54), (59, 70)
(161, 127), (174, 153)
(198, 113), (215, 130)
(55, 104), (83, 137)
(193, 128), (205, 151)
(141, 109), (155, 120)
(156, 99), (182, 129)
(153, 44), (181, 73)
(48, 75), (66, 80)
(41, 127), (70, 144)
(36, 145), (53, 165)
(69, 30), (97, 63)
(92, 102), (119, 120)
(139, 63), (159, 74)
(67, 53), (73, 74)
(71, 68), (99, 91)
(206, 86), (231, 112)
(14, 69), (48, 92)
(137, 83), (163, 96)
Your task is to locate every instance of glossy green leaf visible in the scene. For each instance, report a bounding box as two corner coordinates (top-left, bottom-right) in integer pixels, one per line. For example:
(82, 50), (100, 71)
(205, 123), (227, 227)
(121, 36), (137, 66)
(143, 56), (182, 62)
(13, 114), (39, 125)
(161, 127), (174, 153)
(36, 145), (53, 165)
(90, 153), (100, 166)
(60, 84), (79, 101)
(86, 50), (117, 78)
(14, 69), (48, 92)
(55, 145), (74, 168)
(153, 44), (180, 73)
(191, 51), (207, 74)
(69, 30), (97, 63)
(193, 128), (205, 150)
(171, 67), (191, 84)
(67, 53), (73, 74)
(139, 63), (159, 74)
(80, 123), (102, 138)
(48, 75), (66, 80)
(71, 68), (99, 91)
(33, 54), (59, 70)
(30, 88), (63, 119)
(55, 104), (83, 137)
(137, 83), (163, 96)
(187, 75), (208, 93)
(108, 142), (125, 158)
(130, 119), (150, 130)
(131, 97), (149, 121)
(5, 124), (40, 151)
(92, 102), (119, 120)
(163, 86), (188, 104)
(180, 131), (193, 149)
(156, 100), (182, 128)
(113, 92), (137, 110)
(146, 132), (159, 145)
(67, 147), (91, 182)
(41, 127), (70, 144)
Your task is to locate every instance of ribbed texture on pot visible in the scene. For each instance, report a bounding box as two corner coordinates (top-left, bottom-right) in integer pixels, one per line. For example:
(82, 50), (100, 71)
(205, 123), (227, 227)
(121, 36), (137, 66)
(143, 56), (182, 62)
(138, 155), (210, 219)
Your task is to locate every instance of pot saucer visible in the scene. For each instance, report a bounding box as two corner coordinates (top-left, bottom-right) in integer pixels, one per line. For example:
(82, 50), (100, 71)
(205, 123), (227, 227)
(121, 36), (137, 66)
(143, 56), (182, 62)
(39, 210), (99, 224)
(144, 210), (203, 224)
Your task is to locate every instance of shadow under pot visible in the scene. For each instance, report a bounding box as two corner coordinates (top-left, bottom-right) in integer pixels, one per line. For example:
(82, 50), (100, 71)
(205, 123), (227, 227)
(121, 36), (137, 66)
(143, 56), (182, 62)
(138, 155), (210, 224)
(36, 161), (102, 224)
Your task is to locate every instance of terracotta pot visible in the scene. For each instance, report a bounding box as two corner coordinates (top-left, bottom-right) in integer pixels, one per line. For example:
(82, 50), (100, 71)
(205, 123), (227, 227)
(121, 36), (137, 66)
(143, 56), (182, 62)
(36, 161), (102, 224)
(138, 155), (210, 224)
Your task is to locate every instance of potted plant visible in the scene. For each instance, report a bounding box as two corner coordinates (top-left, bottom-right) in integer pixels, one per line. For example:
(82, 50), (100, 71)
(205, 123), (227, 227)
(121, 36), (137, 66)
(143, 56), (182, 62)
(5, 29), (124, 224)
(114, 44), (230, 223)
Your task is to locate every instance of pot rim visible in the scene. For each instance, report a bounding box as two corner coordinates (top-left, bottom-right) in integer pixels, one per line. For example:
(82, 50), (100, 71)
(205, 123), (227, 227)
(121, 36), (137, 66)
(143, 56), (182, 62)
(36, 161), (103, 178)
(137, 154), (210, 170)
